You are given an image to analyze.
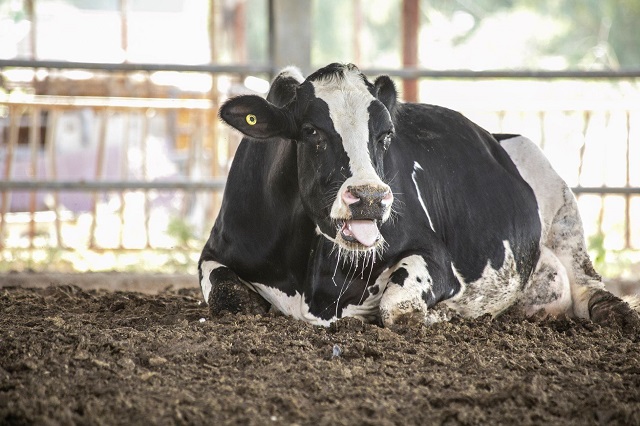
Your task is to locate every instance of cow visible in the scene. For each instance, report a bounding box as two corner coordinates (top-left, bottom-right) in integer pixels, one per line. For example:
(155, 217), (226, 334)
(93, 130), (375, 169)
(199, 63), (640, 331)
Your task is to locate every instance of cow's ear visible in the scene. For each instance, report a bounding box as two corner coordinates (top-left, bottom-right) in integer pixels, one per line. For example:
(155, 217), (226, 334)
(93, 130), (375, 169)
(374, 75), (397, 113)
(267, 66), (304, 107)
(219, 95), (295, 140)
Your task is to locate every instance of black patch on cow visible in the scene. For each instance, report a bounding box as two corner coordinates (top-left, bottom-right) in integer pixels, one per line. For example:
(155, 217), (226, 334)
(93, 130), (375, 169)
(421, 290), (435, 306)
(392, 103), (541, 284)
(416, 277), (422, 283)
(389, 268), (409, 286)
(369, 285), (380, 295)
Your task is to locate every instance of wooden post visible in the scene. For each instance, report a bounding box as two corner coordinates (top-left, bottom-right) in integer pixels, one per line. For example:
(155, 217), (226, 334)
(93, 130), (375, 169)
(269, 0), (312, 75)
(402, 0), (420, 102)
(233, 0), (247, 63)
(353, 0), (363, 66)
(120, 0), (129, 61)
(28, 107), (40, 248)
(25, 0), (36, 59)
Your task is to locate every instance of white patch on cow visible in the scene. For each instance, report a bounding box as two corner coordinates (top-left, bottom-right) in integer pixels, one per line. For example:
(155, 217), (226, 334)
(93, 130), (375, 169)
(499, 136), (563, 240)
(311, 71), (392, 221)
(521, 246), (572, 316)
(378, 255), (435, 325)
(444, 240), (522, 318)
(249, 283), (331, 326)
(249, 281), (382, 327)
(500, 135), (605, 319)
(199, 260), (225, 303)
(411, 161), (435, 232)
(315, 225), (335, 241)
(199, 268), (325, 325)
(278, 65), (305, 83)
(201, 258), (381, 326)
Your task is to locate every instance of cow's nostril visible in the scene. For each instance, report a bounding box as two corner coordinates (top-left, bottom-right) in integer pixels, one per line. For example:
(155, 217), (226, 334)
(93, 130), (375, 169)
(342, 190), (360, 205)
(345, 186), (392, 207)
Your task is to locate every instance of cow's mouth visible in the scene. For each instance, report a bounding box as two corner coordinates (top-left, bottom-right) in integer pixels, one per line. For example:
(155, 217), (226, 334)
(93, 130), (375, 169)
(338, 219), (382, 249)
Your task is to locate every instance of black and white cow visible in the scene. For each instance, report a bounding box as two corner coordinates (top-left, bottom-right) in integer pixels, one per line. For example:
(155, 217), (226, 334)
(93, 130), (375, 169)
(199, 63), (639, 329)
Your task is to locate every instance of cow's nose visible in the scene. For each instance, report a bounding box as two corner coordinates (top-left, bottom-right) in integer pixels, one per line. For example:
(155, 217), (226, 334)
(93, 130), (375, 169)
(342, 185), (393, 212)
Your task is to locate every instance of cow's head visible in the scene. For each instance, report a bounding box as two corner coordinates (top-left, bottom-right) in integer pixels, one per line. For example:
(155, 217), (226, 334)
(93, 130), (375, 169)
(219, 63), (397, 256)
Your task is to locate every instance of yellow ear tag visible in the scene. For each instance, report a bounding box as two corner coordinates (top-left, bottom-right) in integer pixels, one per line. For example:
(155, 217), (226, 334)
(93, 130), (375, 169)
(246, 114), (257, 126)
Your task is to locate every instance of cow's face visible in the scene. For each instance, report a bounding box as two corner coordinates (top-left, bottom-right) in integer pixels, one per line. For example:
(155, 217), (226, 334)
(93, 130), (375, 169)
(219, 64), (397, 256)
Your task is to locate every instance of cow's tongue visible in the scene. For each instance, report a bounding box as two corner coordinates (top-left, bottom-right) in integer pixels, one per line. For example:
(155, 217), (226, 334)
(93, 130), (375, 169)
(342, 220), (379, 247)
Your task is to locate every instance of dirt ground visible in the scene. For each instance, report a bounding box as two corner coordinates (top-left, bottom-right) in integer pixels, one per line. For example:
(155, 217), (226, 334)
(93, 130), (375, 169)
(1, 281), (640, 426)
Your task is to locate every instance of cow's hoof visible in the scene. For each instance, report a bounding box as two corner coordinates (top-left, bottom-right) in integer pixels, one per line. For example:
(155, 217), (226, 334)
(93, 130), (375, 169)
(381, 299), (454, 328)
(208, 278), (270, 317)
(588, 289), (640, 335)
(380, 303), (423, 328)
(391, 311), (425, 327)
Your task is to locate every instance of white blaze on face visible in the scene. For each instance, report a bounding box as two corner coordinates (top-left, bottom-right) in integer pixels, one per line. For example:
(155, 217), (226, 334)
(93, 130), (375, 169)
(311, 71), (391, 221)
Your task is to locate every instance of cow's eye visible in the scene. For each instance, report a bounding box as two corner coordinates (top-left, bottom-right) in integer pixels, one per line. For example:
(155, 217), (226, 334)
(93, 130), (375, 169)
(302, 125), (318, 138)
(379, 131), (393, 151)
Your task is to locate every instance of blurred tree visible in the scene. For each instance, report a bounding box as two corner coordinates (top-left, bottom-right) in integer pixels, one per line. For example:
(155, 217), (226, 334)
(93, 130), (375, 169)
(426, 0), (640, 68)
(311, 0), (400, 67)
(309, 0), (640, 69)
(312, 0), (355, 65)
(535, 0), (640, 68)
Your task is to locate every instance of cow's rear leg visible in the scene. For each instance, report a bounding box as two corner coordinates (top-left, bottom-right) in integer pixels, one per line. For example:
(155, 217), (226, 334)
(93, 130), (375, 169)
(501, 135), (640, 332)
(199, 260), (271, 316)
(521, 247), (572, 317)
(545, 180), (640, 332)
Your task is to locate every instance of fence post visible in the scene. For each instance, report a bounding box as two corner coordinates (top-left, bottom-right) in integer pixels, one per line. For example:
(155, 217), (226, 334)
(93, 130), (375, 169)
(269, 0), (312, 75)
(402, 0), (420, 102)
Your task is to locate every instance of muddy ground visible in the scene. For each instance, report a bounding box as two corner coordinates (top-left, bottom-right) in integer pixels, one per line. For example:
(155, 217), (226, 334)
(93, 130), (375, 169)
(1, 283), (640, 426)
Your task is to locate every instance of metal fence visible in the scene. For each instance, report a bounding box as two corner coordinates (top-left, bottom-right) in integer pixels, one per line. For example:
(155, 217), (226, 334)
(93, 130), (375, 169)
(1, 60), (640, 275)
(0, 61), (266, 272)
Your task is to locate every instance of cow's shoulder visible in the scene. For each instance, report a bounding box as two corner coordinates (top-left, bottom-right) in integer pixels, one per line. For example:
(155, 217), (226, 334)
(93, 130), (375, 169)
(203, 136), (314, 287)
(394, 102), (477, 129)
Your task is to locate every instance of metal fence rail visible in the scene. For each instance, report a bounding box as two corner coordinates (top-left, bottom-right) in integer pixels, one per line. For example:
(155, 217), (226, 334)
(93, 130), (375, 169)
(0, 59), (274, 75)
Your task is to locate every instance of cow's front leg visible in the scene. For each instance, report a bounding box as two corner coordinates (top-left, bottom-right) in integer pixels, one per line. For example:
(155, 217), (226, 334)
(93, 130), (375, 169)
(378, 254), (458, 326)
(199, 260), (271, 316)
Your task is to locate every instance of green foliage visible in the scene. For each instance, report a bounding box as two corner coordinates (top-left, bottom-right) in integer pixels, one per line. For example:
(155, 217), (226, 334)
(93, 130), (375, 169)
(588, 231), (607, 272)
(427, 0), (640, 68)
(165, 216), (202, 273)
(166, 216), (197, 247)
(587, 232), (638, 279)
(309, 0), (640, 68)
(312, 0), (401, 67)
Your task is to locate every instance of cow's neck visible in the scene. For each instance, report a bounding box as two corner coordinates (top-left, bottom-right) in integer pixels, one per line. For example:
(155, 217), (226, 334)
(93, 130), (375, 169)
(208, 139), (315, 290)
